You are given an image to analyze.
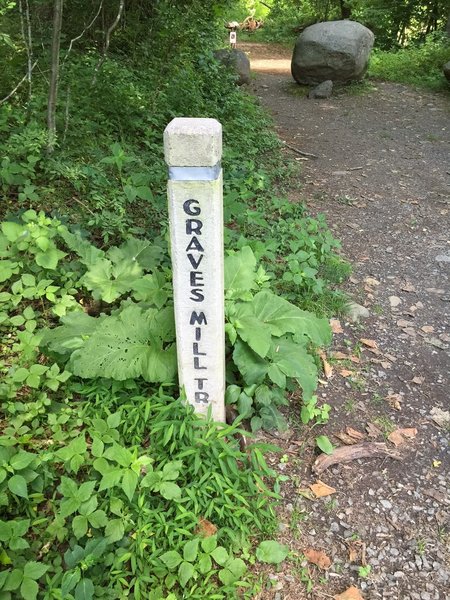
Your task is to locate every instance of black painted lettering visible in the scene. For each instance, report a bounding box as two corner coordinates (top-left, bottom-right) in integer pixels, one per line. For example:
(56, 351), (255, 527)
(195, 378), (208, 390)
(194, 357), (207, 370)
(190, 289), (204, 302)
(186, 236), (204, 252)
(190, 271), (204, 287)
(186, 219), (203, 235)
(195, 327), (201, 341)
(193, 343), (206, 356)
(187, 253), (203, 269)
(190, 312), (207, 325)
(195, 391), (209, 404)
(183, 199), (201, 216)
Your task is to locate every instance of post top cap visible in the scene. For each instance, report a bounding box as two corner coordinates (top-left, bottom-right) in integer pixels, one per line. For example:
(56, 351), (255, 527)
(164, 118), (222, 167)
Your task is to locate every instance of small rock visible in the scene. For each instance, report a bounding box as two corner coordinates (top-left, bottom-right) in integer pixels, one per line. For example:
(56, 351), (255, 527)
(435, 254), (450, 262)
(380, 499), (392, 510)
(308, 80), (333, 99)
(347, 301), (370, 322)
(389, 295), (402, 307)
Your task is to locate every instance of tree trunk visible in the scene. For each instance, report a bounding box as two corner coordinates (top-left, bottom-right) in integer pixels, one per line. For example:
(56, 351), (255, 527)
(339, 0), (352, 20)
(47, 0), (63, 154)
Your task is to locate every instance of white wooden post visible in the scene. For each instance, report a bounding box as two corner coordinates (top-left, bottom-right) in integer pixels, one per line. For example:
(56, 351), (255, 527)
(164, 118), (225, 423)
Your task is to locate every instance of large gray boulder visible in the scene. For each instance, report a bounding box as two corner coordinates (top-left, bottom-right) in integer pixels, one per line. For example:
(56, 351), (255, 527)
(292, 20), (374, 85)
(444, 61), (450, 82)
(214, 49), (251, 85)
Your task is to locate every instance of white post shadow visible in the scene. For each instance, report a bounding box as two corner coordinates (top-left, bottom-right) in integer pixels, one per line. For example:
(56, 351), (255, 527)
(164, 118), (225, 423)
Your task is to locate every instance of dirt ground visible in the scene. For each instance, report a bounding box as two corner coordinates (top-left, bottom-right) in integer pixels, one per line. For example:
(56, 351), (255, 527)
(242, 42), (450, 600)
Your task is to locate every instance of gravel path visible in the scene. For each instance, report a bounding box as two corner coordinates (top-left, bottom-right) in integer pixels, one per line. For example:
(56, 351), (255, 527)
(242, 42), (450, 600)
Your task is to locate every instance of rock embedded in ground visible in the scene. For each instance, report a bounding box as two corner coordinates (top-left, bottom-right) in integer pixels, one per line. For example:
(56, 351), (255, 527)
(213, 48), (251, 85)
(346, 301), (370, 321)
(291, 20), (374, 85)
(308, 80), (333, 99)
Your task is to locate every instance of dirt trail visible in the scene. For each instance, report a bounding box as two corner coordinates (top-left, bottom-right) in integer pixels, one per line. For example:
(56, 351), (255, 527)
(242, 42), (450, 600)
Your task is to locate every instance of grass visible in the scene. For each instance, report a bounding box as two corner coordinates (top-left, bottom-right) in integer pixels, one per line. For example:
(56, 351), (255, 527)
(368, 34), (450, 92)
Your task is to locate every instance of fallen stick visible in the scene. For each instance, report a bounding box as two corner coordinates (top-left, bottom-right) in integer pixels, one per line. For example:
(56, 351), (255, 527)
(313, 442), (401, 475)
(282, 142), (318, 159)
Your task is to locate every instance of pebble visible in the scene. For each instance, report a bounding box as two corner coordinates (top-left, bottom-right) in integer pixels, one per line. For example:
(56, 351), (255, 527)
(389, 295), (402, 307)
(380, 499), (392, 510)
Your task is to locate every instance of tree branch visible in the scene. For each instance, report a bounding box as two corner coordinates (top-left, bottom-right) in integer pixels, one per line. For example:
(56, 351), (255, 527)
(92, 0), (125, 85)
(0, 60), (38, 106)
(62, 0), (103, 65)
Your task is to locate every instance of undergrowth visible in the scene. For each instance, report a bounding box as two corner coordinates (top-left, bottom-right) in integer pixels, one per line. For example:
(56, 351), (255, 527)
(0, 3), (350, 595)
(368, 33), (450, 91)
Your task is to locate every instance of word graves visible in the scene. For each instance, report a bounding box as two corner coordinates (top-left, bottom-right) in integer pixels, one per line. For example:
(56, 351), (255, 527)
(164, 118), (225, 422)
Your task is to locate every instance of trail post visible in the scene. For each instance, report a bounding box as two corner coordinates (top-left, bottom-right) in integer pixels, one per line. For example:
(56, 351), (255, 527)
(164, 118), (225, 423)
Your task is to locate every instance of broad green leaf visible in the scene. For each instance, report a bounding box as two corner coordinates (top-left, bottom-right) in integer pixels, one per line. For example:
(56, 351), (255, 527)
(250, 415), (263, 431)
(88, 510), (108, 529)
(78, 481), (96, 502)
(2, 222), (24, 242)
(0, 259), (18, 282)
(260, 405), (287, 431)
(61, 569), (81, 596)
(0, 521), (11, 541)
(69, 305), (176, 383)
(104, 443), (132, 468)
(10, 451), (35, 471)
(252, 291), (331, 345)
(60, 497), (80, 518)
(4, 568), (22, 591)
(201, 535), (217, 554)
(122, 469), (138, 501)
(82, 258), (142, 303)
(237, 392), (253, 418)
(20, 577), (38, 600)
(106, 412), (121, 429)
(160, 550), (182, 570)
(226, 557), (246, 579)
(91, 437), (104, 458)
(218, 568), (235, 586)
(105, 519), (124, 543)
(159, 482), (181, 501)
(234, 313), (272, 358)
(35, 247), (64, 270)
(131, 272), (168, 308)
(178, 562), (195, 587)
(232, 340), (267, 386)
(72, 515), (88, 539)
(316, 435), (334, 455)
(254, 384), (272, 407)
(23, 562), (48, 580)
(8, 475), (28, 498)
(59, 229), (105, 267)
(79, 496), (97, 516)
(40, 312), (101, 356)
(183, 539), (199, 563)
(198, 553), (212, 574)
(224, 246), (257, 299)
(269, 337), (318, 400)
(160, 461), (181, 482)
(225, 385), (241, 405)
(98, 469), (122, 491)
(256, 540), (289, 564)
(211, 546), (229, 567)
(74, 578), (95, 600)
